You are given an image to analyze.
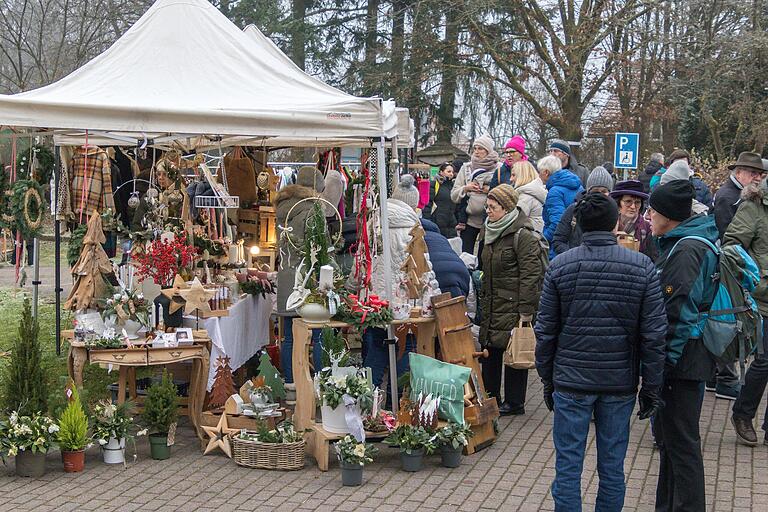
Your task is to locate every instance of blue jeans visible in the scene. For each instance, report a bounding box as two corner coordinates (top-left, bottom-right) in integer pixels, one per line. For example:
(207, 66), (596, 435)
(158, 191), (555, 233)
(363, 327), (415, 389)
(280, 316), (322, 384)
(552, 391), (636, 512)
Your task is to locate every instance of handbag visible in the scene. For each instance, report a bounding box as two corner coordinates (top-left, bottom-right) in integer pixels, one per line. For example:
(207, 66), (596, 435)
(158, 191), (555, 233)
(223, 146), (258, 203)
(503, 319), (536, 369)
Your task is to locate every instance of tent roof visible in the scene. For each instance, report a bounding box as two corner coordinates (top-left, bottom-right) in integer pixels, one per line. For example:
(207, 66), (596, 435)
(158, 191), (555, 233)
(0, 0), (394, 143)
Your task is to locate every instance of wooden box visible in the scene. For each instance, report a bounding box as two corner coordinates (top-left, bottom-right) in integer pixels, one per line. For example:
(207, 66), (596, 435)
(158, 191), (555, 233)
(202, 408), (286, 431)
(238, 208), (259, 238)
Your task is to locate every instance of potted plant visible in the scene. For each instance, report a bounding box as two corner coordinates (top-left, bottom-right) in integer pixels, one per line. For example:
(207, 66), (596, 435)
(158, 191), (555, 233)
(57, 384), (90, 472)
(142, 370), (179, 460)
(101, 287), (151, 339)
(316, 362), (373, 434)
(231, 420), (306, 470)
(0, 412), (58, 477)
(92, 400), (146, 464)
(383, 424), (436, 472)
(334, 435), (378, 486)
(435, 422), (474, 468)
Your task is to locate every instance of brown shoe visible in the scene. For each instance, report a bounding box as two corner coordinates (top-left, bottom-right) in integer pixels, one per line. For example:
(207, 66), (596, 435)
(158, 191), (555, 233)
(732, 416), (758, 446)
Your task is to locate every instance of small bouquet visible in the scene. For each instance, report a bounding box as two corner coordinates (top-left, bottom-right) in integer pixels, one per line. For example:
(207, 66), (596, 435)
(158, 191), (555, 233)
(0, 411), (59, 457)
(317, 368), (373, 412)
(91, 400), (146, 446)
(335, 434), (378, 466)
(363, 410), (397, 433)
(102, 288), (151, 328)
(335, 293), (393, 331)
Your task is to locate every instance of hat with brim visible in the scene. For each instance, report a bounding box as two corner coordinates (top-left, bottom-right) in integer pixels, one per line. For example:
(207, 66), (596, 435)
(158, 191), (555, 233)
(728, 152), (767, 172)
(610, 180), (649, 200)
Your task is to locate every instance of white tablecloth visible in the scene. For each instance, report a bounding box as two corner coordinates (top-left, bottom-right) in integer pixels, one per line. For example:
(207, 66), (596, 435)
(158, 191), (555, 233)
(184, 295), (273, 390)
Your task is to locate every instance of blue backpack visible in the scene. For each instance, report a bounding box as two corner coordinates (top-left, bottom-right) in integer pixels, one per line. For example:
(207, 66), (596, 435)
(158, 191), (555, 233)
(669, 236), (763, 375)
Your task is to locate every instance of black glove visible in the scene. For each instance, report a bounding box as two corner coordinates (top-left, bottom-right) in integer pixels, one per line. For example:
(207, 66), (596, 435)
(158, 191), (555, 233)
(542, 380), (554, 412)
(637, 389), (664, 420)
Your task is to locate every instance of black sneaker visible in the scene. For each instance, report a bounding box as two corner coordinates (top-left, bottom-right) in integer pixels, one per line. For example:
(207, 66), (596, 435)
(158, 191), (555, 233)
(705, 380), (716, 392)
(715, 384), (740, 401)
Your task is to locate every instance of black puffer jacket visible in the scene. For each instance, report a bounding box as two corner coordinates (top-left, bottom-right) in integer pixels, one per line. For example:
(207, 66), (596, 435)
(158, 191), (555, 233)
(535, 232), (667, 395)
(639, 160), (663, 193)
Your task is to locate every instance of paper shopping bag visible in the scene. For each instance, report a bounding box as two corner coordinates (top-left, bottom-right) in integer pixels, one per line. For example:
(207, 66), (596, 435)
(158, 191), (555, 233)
(503, 320), (536, 369)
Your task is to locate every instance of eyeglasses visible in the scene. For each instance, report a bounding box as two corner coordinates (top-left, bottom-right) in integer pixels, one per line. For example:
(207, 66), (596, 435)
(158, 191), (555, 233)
(620, 198), (643, 207)
(504, 149), (519, 155)
(484, 203), (502, 212)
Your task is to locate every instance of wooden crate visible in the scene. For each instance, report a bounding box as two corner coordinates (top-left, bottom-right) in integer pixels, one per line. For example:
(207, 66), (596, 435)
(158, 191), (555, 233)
(202, 408), (286, 431)
(238, 208), (259, 238)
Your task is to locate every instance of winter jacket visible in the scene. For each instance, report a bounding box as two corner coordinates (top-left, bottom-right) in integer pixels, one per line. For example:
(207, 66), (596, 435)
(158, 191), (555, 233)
(552, 201), (581, 256)
(712, 175), (744, 238)
(692, 176), (713, 209)
(566, 155), (590, 188)
(542, 169), (584, 255)
(274, 185), (324, 316)
(421, 219), (470, 299)
(451, 162), (498, 229)
(655, 214), (719, 381)
(370, 199), (420, 303)
(639, 160), (663, 193)
(649, 169), (666, 190)
(488, 162), (514, 190)
(423, 178), (458, 238)
(534, 231), (667, 395)
(723, 183), (768, 315)
(516, 177), (547, 233)
(478, 211), (543, 349)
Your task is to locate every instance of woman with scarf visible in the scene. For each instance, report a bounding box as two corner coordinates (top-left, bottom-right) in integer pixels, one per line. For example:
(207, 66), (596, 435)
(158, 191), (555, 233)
(451, 133), (501, 255)
(479, 184), (544, 415)
(424, 162), (459, 238)
(610, 180), (656, 260)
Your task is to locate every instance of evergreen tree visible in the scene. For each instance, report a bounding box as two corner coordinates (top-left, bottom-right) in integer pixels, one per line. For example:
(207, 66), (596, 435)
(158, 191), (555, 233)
(2, 298), (47, 415)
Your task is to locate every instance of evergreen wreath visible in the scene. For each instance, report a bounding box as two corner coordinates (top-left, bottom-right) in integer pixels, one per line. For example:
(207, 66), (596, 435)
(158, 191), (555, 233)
(11, 180), (46, 239)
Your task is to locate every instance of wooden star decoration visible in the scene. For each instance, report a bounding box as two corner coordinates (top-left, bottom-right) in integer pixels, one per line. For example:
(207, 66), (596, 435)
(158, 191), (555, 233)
(202, 412), (236, 457)
(161, 274), (189, 314)
(178, 277), (215, 315)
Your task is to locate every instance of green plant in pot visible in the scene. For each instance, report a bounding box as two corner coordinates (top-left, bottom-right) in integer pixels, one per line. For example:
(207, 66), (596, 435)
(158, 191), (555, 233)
(92, 400), (145, 464)
(0, 412), (58, 477)
(57, 383), (90, 472)
(435, 422), (474, 468)
(383, 424), (436, 472)
(142, 370), (179, 460)
(334, 435), (378, 486)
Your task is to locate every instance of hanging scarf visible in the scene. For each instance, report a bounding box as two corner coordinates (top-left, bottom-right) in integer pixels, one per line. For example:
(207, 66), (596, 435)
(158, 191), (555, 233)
(470, 150), (499, 173)
(618, 213), (638, 234)
(484, 209), (519, 245)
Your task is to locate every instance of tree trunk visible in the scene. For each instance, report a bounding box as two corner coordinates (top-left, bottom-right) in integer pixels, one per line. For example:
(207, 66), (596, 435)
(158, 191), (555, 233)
(363, 0), (380, 96)
(436, 8), (460, 144)
(291, 0), (307, 70)
(390, 0), (406, 99)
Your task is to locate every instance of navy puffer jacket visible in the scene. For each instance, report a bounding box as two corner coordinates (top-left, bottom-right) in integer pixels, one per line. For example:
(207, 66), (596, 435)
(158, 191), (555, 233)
(421, 219), (470, 299)
(534, 232), (667, 395)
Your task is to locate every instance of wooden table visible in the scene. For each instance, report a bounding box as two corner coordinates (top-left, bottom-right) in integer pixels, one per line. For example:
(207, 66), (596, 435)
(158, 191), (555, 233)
(65, 330), (211, 441)
(292, 315), (436, 471)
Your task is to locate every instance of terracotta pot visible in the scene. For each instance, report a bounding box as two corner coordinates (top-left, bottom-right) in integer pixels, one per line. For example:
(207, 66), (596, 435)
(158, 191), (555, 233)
(62, 449), (86, 473)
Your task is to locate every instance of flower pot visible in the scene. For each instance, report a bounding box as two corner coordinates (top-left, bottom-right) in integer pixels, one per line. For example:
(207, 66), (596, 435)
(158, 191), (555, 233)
(400, 448), (425, 472)
(102, 437), (126, 464)
(154, 292), (183, 328)
(440, 445), (463, 468)
(320, 401), (361, 434)
(62, 449), (85, 473)
(297, 303), (331, 324)
(340, 460), (364, 486)
(15, 450), (46, 477)
(148, 433), (171, 460)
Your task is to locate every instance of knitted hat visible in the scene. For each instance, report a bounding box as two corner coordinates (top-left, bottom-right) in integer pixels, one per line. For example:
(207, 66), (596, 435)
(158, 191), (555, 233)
(610, 180), (648, 200)
(473, 133), (495, 154)
(548, 139), (571, 155)
(504, 135), (528, 161)
(296, 166), (325, 192)
(391, 174), (420, 209)
(586, 166), (614, 192)
(649, 181), (695, 222)
(660, 159), (692, 185)
(575, 193), (619, 233)
(487, 184), (519, 212)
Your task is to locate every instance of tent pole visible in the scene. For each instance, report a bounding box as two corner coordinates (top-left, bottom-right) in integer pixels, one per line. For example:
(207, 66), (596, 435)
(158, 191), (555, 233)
(54, 146), (62, 356)
(32, 238), (40, 318)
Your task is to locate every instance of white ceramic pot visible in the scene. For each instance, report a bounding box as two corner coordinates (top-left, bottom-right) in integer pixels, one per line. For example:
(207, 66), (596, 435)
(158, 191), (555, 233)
(320, 400), (361, 435)
(102, 437), (126, 464)
(297, 303), (331, 324)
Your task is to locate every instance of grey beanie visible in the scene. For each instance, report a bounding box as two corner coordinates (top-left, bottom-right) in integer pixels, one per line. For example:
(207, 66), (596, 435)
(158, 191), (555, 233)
(586, 166), (614, 192)
(296, 166), (325, 193)
(391, 174), (420, 209)
(660, 159), (692, 185)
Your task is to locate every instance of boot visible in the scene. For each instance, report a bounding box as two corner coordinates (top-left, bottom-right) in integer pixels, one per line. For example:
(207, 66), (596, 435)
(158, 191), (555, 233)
(732, 416), (758, 446)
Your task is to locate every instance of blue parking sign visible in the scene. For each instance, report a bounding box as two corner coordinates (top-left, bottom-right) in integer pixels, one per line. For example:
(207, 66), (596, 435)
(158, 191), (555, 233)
(614, 132), (639, 169)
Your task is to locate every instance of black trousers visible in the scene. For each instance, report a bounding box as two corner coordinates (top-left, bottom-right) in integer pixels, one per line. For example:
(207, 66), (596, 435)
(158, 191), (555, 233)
(461, 225), (481, 255)
(482, 346), (528, 410)
(732, 315), (768, 430)
(653, 378), (706, 512)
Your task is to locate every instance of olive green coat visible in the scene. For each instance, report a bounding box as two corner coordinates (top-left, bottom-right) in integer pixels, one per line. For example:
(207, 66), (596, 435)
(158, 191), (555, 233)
(724, 183), (768, 315)
(479, 211), (544, 349)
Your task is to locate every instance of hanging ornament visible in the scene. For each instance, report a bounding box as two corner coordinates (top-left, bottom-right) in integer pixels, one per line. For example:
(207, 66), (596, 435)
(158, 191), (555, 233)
(127, 191), (140, 209)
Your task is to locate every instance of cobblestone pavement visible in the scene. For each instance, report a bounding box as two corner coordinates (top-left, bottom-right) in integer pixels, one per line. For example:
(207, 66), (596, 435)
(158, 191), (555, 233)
(1, 378), (767, 511)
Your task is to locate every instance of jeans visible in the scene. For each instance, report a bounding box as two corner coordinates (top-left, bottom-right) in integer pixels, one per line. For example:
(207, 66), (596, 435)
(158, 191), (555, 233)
(363, 327), (415, 390)
(552, 391), (635, 512)
(653, 379), (706, 512)
(280, 316), (322, 384)
(732, 315), (768, 431)
(482, 346), (528, 410)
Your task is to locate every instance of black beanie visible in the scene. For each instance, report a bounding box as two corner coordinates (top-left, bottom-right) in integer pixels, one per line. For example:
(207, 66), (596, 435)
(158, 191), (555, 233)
(649, 181), (695, 222)
(575, 193), (619, 233)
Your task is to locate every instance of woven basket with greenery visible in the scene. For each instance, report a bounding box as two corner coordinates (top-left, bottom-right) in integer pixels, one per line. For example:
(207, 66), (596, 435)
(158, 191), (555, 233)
(231, 430), (305, 470)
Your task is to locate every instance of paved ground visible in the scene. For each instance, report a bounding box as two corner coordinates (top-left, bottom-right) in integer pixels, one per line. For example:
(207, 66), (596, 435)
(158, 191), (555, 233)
(1, 376), (766, 512)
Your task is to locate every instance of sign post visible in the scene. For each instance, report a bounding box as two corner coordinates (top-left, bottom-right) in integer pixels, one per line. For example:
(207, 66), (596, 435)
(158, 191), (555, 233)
(613, 132), (640, 180)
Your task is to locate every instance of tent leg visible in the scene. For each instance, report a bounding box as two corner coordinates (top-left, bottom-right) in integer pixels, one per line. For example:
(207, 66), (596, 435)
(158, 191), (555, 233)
(54, 146), (62, 356)
(32, 238), (40, 318)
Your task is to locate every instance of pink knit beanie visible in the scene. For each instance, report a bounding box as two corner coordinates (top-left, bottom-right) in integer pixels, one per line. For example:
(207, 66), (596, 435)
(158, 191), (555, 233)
(504, 135), (528, 161)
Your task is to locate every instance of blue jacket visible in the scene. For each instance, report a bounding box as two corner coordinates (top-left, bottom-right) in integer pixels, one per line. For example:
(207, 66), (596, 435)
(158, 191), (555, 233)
(487, 162), (513, 190)
(534, 231), (667, 395)
(542, 169), (584, 255)
(421, 219), (470, 299)
(655, 214), (719, 381)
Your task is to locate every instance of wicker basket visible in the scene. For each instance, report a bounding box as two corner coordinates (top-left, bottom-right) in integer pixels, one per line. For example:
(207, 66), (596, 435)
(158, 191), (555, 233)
(232, 434), (306, 470)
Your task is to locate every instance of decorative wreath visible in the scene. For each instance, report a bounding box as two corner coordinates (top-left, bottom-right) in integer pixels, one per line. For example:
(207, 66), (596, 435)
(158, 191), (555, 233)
(11, 180), (46, 239)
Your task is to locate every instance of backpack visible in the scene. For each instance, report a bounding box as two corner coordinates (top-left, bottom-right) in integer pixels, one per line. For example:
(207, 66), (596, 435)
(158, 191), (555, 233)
(669, 236), (763, 375)
(513, 225), (550, 287)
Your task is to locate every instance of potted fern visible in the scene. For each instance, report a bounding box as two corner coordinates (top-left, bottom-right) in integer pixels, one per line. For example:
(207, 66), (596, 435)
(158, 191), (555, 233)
(142, 370), (178, 460)
(435, 422), (473, 468)
(57, 383), (90, 472)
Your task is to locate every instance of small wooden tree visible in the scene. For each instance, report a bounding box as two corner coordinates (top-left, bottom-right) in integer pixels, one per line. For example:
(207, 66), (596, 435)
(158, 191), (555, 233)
(65, 210), (114, 311)
(257, 352), (285, 401)
(2, 298), (47, 415)
(208, 356), (236, 409)
(400, 224), (430, 299)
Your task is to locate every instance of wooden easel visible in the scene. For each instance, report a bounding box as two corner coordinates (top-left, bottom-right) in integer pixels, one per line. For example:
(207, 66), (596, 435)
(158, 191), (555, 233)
(431, 292), (498, 454)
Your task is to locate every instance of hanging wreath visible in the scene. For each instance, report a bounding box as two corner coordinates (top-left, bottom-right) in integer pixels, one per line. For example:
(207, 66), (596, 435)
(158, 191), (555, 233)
(11, 180), (46, 239)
